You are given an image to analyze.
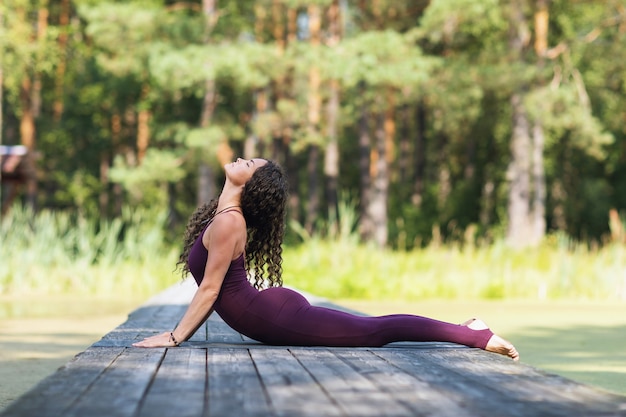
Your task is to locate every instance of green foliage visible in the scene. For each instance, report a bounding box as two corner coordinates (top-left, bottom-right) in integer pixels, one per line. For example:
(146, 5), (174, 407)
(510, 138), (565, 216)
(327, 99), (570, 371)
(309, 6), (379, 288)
(79, 3), (161, 77)
(2, 0), (626, 253)
(148, 44), (217, 92)
(334, 30), (440, 90)
(418, 0), (506, 46)
(526, 84), (613, 159)
(1, 0), (61, 108)
(0, 205), (178, 296)
(109, 149), (186, 204)
(283, 234), (626, 302)
(286, 199), (625, 301)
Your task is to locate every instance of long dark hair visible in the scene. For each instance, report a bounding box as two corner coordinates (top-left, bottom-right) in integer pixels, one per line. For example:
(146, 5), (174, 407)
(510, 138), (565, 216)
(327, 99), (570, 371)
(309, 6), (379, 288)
(177, 160), (288, 289)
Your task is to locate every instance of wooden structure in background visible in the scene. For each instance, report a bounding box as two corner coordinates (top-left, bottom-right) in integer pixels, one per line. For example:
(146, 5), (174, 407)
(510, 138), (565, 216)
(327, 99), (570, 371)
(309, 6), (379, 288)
(0, 145), (36, 215)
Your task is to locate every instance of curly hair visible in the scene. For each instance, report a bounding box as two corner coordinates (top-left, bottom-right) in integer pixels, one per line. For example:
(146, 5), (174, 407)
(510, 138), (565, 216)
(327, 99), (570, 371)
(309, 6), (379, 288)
(177, 160), (288, 289)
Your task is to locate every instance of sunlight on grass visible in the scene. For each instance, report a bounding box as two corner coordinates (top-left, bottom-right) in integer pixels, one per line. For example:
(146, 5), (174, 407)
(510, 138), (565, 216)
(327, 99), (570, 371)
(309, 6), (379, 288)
(0, 206), (177, 297)
(3, 205), (626, 302)
(283, 237), (626, 302)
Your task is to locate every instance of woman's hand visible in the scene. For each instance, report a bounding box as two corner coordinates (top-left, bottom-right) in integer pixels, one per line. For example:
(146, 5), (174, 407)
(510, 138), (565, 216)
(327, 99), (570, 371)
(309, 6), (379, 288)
(132, 332), (178, 348)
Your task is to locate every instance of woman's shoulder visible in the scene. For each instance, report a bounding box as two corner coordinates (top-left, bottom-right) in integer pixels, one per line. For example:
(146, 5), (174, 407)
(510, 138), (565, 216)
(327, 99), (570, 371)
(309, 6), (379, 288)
(204, 211), (245, 239)
(203, 211), (246, 256)
(214, 210), (245, 226)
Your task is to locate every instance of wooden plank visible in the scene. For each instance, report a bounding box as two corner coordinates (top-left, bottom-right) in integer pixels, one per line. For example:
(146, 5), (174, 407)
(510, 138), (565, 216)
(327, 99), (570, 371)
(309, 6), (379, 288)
(187, 319), (208, 342)
(206, 348), (272, 417)
(62, 347), (165, 417)
(420, 348), (626, 417)
(375, 348), (626, 417)
(136, 348), (207, 417)
(249, 348), (343, 417)
(292, 348), (413, 416)
(0, 347), (123, 417)
(334, 349), (469, 417)
(205, 314), (245, 344)
(375, 348), (539, 417)
(94, 304), (187, 347)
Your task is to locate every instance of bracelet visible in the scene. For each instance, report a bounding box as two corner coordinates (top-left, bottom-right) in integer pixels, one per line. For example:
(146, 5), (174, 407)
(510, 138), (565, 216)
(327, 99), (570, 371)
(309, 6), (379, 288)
(170, 332), (180, 347)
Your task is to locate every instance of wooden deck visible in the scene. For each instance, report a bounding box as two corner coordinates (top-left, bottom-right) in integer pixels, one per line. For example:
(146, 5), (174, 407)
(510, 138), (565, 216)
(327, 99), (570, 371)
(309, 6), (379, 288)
(2, 279), (626, 417)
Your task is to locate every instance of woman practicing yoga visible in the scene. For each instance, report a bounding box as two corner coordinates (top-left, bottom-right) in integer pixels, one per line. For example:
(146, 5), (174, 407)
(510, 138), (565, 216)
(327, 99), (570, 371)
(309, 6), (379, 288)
(133, 158), (519, 361)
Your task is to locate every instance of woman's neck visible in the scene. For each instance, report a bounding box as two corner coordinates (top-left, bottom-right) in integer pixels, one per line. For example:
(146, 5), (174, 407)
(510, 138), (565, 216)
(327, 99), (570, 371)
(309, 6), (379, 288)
(217, 182), (242, 211)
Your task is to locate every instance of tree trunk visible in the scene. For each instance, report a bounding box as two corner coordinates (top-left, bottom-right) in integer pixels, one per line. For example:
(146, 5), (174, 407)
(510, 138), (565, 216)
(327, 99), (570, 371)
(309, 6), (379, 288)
(464, 127), (476, 181)
(197, 77), (216, 205)
(369, 107), (389, 247)
(506, 0), (533, 247)
(304, 4), (322, 234)
(507, 92), (532, 246)
(398, 104), (410, 185)
(324, 0), (341, 229)
(531, 121), (546, 244)
(272, 0), (285, 50)
(480, 133), (497, 229)
(111, 113), (123, 216)
(530, 0), (549, 245)
(198, 162), (215, 206)
(305, 145), (320, 234)
(137, 84), (150, 164)
(324, 79), (340, 228)
(53, 0), (71, 121)
(437, 133), (450, 214)
(287, 7), (297, 44)
(270, 0), (286, 163)
(412, 102), (426, 207)
(285, 144), (300, 224)
(358, 84), (373, 241)
(19, 77), (37, 210)
(32, 2), (48, 121)
(100, 152), (109, 214)
(197, 0), (218, 205)
(384, 89), (395, 167)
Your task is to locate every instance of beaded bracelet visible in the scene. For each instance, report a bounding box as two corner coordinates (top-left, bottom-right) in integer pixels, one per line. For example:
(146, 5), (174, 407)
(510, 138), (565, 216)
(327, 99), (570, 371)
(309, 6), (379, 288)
(170, 332), (180, 347)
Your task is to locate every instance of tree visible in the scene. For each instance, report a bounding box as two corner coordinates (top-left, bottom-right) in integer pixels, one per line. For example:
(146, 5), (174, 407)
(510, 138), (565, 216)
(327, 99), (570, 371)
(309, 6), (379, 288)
(2, 0), (59, 210)
(506, 0), (535, 247)
(336, 30), (438, 246)
(2, 0), (625, 246)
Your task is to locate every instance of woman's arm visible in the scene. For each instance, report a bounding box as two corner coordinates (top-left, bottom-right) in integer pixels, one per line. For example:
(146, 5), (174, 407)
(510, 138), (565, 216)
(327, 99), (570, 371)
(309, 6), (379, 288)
(132, 213), (244, 348)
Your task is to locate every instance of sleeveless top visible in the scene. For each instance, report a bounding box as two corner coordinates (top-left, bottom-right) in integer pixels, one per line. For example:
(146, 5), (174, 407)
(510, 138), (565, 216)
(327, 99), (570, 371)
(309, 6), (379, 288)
(186, 220), (260, 331)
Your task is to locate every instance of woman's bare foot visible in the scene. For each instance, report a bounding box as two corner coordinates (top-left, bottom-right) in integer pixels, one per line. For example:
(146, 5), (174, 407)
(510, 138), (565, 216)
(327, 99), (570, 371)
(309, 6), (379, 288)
(462, 318), (520, 361)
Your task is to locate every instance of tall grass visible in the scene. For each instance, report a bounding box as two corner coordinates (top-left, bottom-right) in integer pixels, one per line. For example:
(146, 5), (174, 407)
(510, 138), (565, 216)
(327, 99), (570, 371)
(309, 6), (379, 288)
(2, 203), (626, 301)
(283, 203), (626, 301)
(283, 237), (626, 301)
(0, 206), (179, 296)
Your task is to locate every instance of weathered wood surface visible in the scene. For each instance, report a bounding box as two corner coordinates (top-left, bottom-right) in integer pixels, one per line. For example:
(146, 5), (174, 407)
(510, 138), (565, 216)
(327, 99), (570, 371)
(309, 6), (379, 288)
(2, 279), (626, 417)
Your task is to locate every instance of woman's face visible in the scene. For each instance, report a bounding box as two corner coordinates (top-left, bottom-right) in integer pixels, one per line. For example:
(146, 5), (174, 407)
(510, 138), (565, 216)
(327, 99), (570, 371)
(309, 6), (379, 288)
(225, 158), (267, 186)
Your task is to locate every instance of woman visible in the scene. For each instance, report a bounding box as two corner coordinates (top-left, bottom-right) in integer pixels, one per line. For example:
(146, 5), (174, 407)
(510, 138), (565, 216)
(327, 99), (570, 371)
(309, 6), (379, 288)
(133, 158), (519, 361)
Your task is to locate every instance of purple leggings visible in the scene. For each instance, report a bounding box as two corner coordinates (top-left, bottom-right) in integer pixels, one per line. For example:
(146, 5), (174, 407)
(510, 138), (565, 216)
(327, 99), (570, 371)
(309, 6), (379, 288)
(221, 286), (493, 348)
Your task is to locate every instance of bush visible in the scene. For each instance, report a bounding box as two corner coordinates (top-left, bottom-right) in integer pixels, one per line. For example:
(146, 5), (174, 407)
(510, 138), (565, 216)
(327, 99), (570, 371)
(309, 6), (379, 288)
(0, 206), (178, 296)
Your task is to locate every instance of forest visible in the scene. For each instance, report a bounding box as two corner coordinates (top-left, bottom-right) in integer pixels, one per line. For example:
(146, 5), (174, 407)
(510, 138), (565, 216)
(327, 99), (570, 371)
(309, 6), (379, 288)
(1, 0), (626, 251)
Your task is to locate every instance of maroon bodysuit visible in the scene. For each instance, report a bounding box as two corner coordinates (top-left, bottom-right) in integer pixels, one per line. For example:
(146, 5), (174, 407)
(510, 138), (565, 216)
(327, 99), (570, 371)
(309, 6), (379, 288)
(188, 225), (493, 348)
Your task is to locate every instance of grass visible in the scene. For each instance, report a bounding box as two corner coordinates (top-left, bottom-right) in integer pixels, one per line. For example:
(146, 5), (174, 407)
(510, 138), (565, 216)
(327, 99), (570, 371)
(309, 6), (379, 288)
(2, 205), (626, 303)
(283, 236), (626, 302)
(0, 206), (178, 297)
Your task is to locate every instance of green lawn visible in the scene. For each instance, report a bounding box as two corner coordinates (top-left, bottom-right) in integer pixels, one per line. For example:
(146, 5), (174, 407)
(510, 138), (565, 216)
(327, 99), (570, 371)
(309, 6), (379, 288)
(338, 299), (626, 396)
